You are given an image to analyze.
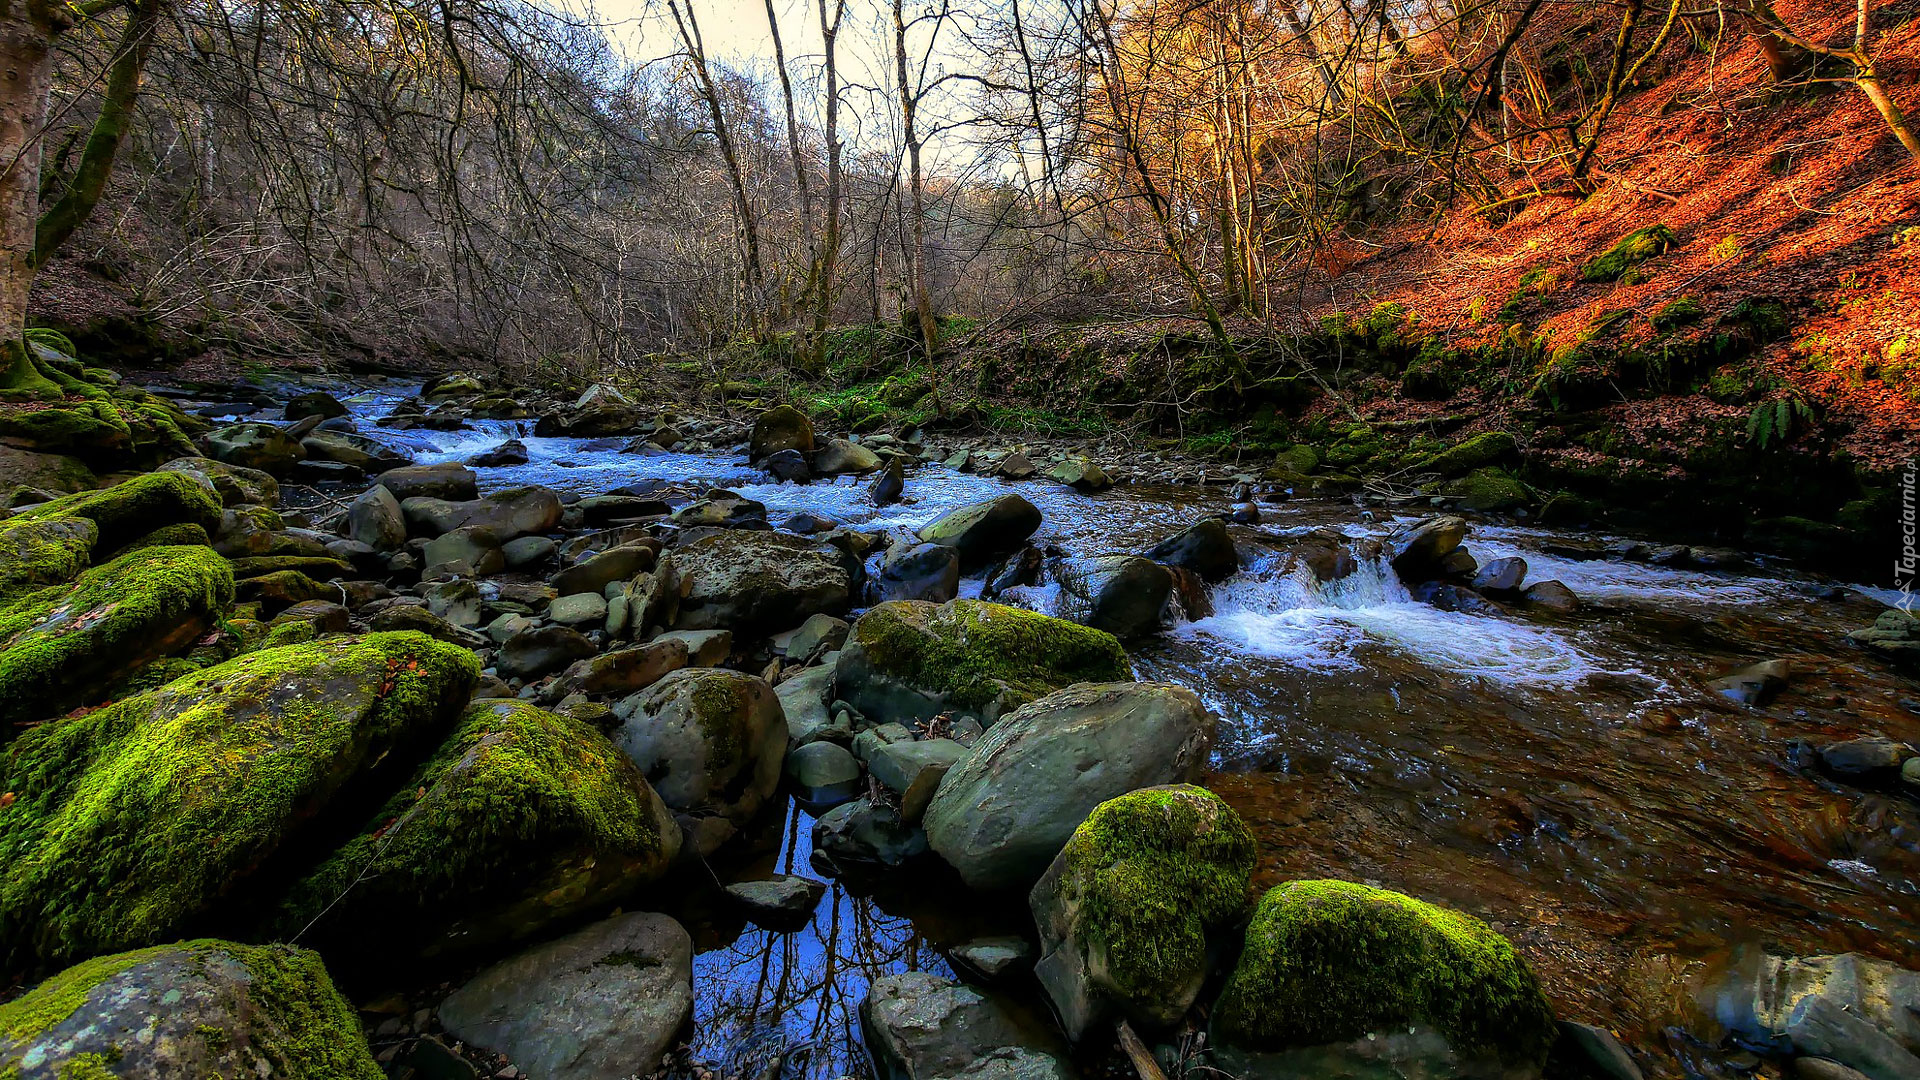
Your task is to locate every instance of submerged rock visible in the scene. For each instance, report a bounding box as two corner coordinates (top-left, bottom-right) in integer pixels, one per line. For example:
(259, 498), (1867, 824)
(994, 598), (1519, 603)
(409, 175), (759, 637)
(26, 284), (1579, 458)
(1212, 880), (1556, 1071)
(438, 912), (693, 1080)
(0, 939), (381, 1079)
(278, 699), (680, 961)
(1031, 785), (1255, 1039)
(835, 599), (1131, 728)
(0, 632), (479, 972)
(923, 681), (1214, 892)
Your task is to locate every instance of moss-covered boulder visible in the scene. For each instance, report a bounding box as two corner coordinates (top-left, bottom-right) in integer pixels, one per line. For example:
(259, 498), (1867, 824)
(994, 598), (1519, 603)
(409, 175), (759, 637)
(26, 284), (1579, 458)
(749, 404), (816, 460)
(0, 444), (95, 497)
(1416, 432), (1518, 477)
(1031, 785), (1255, 1039)
(204, 421), (309, 475)
(0, 545), (235, 732)
(924, 682), (1214, 892)
(0, 939), (380, 1078)
(835, 599), (1131, 728)
(0, 631), (479, 973)
(158, 455), (280, 508)
(916, 495), (1043, 569)
(278, 699), (680, 963)
(1580, 224), (1677, 283)
(1, 470), (221, 561)
(612, 668), (785, 849)
(1212, 881), (1556, 1068)
(1444, 467), (1530, 512)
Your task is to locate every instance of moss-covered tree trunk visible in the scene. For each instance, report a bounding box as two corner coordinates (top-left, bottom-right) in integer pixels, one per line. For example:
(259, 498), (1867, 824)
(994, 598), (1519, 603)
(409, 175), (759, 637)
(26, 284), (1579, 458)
(0, 0), (61, 397)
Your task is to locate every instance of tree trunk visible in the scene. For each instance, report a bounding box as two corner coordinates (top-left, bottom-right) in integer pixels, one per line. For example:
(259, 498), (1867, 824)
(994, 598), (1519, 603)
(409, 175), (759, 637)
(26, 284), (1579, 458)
(893, 0), (939, 360)
(669, 0), (767, 333)
(0, 0), (61, 395)
(811, 0), (846, 349)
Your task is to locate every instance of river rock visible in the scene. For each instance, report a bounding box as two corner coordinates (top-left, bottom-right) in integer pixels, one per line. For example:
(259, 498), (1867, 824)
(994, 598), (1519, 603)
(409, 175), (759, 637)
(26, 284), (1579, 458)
(424, 526), (505, 577)
(614, 668), (786, 830)
(1705, 950), (1920, 1080)
(950, 937), (1035, 981)
(0, 632), (479, 971)
(1046, 455), (1111, 492)
(375, 461), (478, 502)
(549, 639), (689, 700)
(1523, 579), (1581, 613)
(1387, 515), (1468, 582)
(1473, 556), (1528, 594)
(1145, 519), (1238, 582)
(368, 603), (489, 649)
(1051, 555), (1173, 639)
(923, 681), (1214, 891)
(0, 545), (234, 732)
(995, 450), (1037, 479)
(750, 405), (815, 459)
(301, 429), (409, 473)
(401, 485), (562, 541)
(765, 448), (813, 482)
(671, 491), (768, 528)
(533, 386), (643, 437)
(982, 546), (1045, 599)
(779, 613), (849, 660)
(1850, 609), (1920, 670)
(876, 541), (961, 604)
(549, 591), (609, 627)
(788, 740), (863, 807)
(346, 484), (407, 549)
(813, 797), (928, 870)
(499, 624), (597, 681)
(0, 940), (381, 1078)
(204, 421), (308, 475)
(777, 662), (839, 745)
(870, 456), (906, 505)
(1556, 1021), (1645, 1080)
(816, 437), (881, 474)
(552, 541), (657, 596)
(1820, 737), (1909, 777)
(917, 495), (1043, 568)
(1211, 880), (1557, 1073)
(469, 438), (529, 467)
(657, 628), (732, 667)
(438, 912), (693, 1080)
(158, 456), (279, 507)
(1710, 659), (1790, 706)
(725, 875), (827, 928)
(1030, 785), (1255, 1039)
(861, 971), (1071, 1080)
(868, 738), (968, 821)
(420, 577), (483, 627)
(835, 599), (1131, 729)
(277, 700), (680, 960)
(671, 530), (852, 633)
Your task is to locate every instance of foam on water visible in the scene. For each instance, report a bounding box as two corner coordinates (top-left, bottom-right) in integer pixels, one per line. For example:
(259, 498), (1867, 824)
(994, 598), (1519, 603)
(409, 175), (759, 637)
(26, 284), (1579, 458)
(1464, 524), (1777, 606)
(1174, 547), (1634, 688)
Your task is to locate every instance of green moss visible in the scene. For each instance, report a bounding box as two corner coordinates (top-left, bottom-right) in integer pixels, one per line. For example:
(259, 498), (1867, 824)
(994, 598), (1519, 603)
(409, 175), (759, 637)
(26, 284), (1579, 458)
(227, 556), (351, 580)
(234, 570), (331, 615)
(105, 522), (211, 558)
(0, 945), (161, 1041)
(5, 471), (221, 555)
(1214, 880), (1556, 1063)
(0, 516), (99, 602)
(1056, 786), (1254, 1002)
(0, 545), (235, 731)
(1415, 432), (1516, 476)
(1652, 295), (1705, 332)
(1580, 225), (1677, 283)
(276, 699), (672, 955)
(261, 620), (319, 648)
(1444, 467), (1530, 511)
(0, 632), (479, 973)
(851, 599), (1130, 714)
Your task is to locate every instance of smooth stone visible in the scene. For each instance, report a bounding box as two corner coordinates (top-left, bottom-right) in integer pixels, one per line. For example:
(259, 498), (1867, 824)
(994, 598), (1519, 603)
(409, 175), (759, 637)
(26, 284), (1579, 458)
(503, 535), (556, 568)
(949, 936), (1035, 981)
(653, 628), (732, 667)
(786, 740), (863, 808)
(866, 738), (967, 822)
(548, 592), (609, 626)
(724, 875), (827, 928)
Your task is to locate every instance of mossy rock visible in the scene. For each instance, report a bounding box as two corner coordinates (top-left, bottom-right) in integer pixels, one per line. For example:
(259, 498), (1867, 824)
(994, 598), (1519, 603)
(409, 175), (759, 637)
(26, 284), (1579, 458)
(1213, 880), (1556, 1065)
(0, 939), (380, 1078)
(835, 599), (1131, 726)
(1271, 445), (1320, 475)
(1, 470), (221, 562)
(234, 569), (333, 615)
(1580, 225), (1677, 283)
(0, 545), (235, 733)
(105, 521), (212, 559)
(227, 555), (353, 580)
(1443, 467), (1530, 512)
(613, 668), (786, 831)
(0, 631), (480, 973)
(1031, 785), (1255, 1038)
(1652, 296), (1705, 332)
(159, 456), (281, 508)
(0, 515), (99, 602)
(1416, 432), (1517, 477)
(278, 699), (680, 964)
(1323, 427), (1385, 470)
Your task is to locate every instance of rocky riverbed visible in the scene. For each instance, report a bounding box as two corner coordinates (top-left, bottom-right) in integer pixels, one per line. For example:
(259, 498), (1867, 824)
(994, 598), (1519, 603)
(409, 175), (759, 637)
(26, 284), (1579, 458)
(1, 359), (1917, 1080)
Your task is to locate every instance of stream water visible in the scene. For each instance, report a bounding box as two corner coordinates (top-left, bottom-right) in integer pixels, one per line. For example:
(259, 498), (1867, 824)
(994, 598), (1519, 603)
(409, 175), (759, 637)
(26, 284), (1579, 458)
(295, 386), (1918, 1077)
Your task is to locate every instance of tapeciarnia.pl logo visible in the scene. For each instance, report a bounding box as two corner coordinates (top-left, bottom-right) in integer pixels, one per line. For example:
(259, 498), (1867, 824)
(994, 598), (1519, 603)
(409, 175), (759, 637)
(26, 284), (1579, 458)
(1900, 459), (1917, 611)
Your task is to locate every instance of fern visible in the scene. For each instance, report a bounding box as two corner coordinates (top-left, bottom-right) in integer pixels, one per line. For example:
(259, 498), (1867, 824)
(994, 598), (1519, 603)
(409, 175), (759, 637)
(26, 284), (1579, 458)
(1748, 395), (1814, 449)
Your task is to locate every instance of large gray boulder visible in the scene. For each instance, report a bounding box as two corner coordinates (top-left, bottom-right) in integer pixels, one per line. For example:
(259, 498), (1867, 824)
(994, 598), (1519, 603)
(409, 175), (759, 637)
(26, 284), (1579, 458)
(0, 940), (381, 1078)
(750, 405), (815, 460)
(1706, 951), (1920, 1080)
(923, 682), (1214, 891)
(861, 971), (1071, 1080)
(374, 461), (478, 502)
(401, 485), (562, 541)
(671, 530), (852, 633)
(1050, 555), (1173, 639)
(876, 541), (961, 604)
(917, 495), (1043, 569)
(1387, 515), (1467, 582)
(1145, 519), (1239, 583)
(438, 913), (693, 1080)
(613, 668), (786, 829)
(300, 429), (409, 473)
(204, 422), (307, 475)
(815, 437), (881, 474)
(346, 484), (407, 549)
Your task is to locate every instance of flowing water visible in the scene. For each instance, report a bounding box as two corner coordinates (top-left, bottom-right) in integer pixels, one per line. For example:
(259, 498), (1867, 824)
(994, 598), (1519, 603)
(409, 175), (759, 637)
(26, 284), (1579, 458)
(300, 386), (1918, 1076)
